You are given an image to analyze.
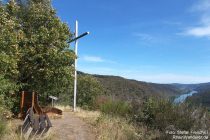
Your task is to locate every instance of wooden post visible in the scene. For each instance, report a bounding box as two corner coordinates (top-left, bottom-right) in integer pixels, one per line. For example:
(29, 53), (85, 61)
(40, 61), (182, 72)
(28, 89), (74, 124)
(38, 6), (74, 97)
(21, 91), (25, 118)
(32, 91), (35, 109)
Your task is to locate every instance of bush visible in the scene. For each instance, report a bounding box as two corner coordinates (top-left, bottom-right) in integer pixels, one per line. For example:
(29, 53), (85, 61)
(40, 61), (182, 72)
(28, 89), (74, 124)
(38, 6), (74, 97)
(77, 75), (104, 109)
(99, 98), (131, 117)
(132, 97), (195, 131)
(0, 75), (19, 111)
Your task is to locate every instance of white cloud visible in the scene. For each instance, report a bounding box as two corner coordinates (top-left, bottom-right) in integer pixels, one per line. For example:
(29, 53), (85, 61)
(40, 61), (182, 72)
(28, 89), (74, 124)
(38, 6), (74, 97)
(81, 55), (117, 64)
(183, 0), (210, 38)
(184, 26), (210, 37)
(82, 56), (104, 62)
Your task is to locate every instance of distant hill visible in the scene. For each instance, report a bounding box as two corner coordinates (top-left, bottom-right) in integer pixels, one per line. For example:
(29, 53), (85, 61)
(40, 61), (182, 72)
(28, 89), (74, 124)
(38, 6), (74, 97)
(92, 74), (183, 101)
(186, 83), (210, 108)
(194, 82), (210, 92)
(172, 83), (199, 91)
(78, 72), (210, 104)
(172, 82), (210, 92)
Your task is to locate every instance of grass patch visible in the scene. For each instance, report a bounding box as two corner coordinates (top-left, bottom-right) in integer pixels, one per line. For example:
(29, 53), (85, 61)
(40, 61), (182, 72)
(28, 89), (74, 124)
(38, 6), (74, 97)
(0, 117), (7, 137)
(95, 115), (139, 140)
(69, 106), (140, 140)
(1, 119), (56, 140)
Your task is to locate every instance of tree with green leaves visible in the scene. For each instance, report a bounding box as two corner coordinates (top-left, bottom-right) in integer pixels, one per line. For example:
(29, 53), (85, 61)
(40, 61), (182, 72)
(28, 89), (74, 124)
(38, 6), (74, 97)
(0, 0), (104, 111)
(16, 0), (75, 99)
(0, 0), (75, 108)
(0, 1), (21, 111)
(77, 75), (104, 109)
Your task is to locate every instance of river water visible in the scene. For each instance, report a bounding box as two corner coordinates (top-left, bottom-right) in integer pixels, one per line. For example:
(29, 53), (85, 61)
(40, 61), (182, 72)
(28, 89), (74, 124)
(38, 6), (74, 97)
(174, 90), (198, 104)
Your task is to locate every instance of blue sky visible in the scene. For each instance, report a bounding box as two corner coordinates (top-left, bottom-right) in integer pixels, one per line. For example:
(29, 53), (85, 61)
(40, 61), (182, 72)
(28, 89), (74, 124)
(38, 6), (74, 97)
(53, 0), (210, 84)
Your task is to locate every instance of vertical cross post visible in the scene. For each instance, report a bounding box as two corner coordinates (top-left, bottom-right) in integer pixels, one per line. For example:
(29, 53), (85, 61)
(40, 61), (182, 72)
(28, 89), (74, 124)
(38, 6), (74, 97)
(73, 20), (78, 112)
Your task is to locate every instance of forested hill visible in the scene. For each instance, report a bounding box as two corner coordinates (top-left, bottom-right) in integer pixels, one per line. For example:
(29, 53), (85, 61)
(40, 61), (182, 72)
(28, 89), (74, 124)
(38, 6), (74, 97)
(91, 74), (183, 100)
(194, 82), (210, 92)
(78, 72), (210, 103)
(186, 83), (210, 109)
(172, 82), (210, 92)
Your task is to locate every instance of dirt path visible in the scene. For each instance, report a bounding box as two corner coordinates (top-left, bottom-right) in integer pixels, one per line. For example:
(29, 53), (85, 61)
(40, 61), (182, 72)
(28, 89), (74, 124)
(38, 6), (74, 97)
(51, 111), (96, 140)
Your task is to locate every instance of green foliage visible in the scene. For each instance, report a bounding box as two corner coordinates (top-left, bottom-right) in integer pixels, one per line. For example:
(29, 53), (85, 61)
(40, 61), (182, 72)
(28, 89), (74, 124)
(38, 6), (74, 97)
(15, 0), (75, 98)
(0, 1), (104, 114)
(0, 0), (75, 111)
(132, 98), (195, 131)
(0, 1), (21, 111)
(94, 75), (182, 102)
(77, 75), (103, 109)
(0, 76), (18, 111)
(186, 91), (210, 110)
(99, 98), (131, 117)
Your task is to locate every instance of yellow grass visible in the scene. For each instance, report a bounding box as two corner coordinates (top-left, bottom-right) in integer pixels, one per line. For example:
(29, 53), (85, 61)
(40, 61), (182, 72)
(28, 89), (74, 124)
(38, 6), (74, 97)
(2, 119), (56, 140)
(54, 105), (72, 112)
(44, 105), (159, 140)
(55, 106), (139, 140)
(94, 115), (140, 140)
(55, 105), (100, 122)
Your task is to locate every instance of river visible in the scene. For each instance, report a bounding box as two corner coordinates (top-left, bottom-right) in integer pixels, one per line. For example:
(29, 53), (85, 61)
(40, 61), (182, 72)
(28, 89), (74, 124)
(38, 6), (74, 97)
(174, 90), (198, 104)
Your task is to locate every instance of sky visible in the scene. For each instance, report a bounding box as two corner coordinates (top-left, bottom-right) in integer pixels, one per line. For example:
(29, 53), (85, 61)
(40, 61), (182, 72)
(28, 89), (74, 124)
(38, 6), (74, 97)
(53, 0), (210, 84)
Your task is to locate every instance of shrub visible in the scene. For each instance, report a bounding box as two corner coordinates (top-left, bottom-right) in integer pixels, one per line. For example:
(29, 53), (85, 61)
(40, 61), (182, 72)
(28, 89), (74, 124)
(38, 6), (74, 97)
(77, 75), (104, 109)
(99, 98), (131, 117)
(132, 97), (196, 131)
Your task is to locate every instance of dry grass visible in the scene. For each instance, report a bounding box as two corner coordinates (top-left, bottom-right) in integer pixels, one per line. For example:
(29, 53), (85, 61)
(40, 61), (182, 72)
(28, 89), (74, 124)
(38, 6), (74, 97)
(2, 119), (56, 140)
(94, 115), (139, 140)
(54, 105), (72, 112)
(55, 105), (100, 123)
(42, 129), (57, 140)
(56, 106), (139, 140)
(94, 115), (161, 140)
(2, 105), (160, 140)
(73, 108), (100, 122)
(54, 106), (140, 140)
(66, 106), (139, 140)
(2, 120), (22, 140)
(54, 105), (160, 140)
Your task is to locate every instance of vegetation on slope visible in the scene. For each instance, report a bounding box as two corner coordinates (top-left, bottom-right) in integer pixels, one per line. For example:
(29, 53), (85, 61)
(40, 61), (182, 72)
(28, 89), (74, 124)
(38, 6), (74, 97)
(186, 83), (210, 109)
(187, 91), (210, 110)
(97, 96), (210, 139)
(93, 75), (183, 101)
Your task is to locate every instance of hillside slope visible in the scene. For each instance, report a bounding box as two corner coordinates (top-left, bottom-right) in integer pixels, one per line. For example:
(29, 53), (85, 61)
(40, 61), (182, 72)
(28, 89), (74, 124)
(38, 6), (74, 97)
(195, 82), (210, 92)
(186, 83), (210, 108)
(93, 75), (183, 101)
(187, 91), (210, 108)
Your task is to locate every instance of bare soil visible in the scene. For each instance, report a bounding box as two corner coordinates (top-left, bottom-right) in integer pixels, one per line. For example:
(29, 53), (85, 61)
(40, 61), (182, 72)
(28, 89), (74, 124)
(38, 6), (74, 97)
(51, 111), (96, 140)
